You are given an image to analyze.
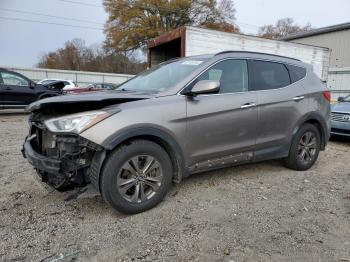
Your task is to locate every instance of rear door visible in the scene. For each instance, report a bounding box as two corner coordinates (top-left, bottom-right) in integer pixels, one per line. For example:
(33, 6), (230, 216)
(0, 71), (36, 105)
(185, 59), (258, 170)
(250, 60), (308, 160)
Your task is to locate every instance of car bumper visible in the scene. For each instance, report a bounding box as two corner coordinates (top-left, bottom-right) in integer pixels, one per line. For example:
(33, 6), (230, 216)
(23, 136), (62, 174)
(331, 120), (350, 137)
(22, 131), (103, 189)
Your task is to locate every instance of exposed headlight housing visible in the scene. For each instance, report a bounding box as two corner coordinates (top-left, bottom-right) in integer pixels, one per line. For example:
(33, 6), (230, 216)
(45, 110), (114, 134)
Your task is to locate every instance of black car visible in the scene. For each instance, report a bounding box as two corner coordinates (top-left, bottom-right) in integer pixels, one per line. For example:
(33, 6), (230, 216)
(0, 68), (64, 109)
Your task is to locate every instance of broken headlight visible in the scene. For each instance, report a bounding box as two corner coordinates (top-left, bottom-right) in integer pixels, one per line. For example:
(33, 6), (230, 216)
(45, 110), (114, 134)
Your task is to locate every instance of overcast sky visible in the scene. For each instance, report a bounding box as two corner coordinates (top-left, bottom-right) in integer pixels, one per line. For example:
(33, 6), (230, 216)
(0, 0), (349, 67)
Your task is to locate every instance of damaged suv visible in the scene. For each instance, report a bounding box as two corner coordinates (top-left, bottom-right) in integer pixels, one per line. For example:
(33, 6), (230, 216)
(23, 51), (331, 214)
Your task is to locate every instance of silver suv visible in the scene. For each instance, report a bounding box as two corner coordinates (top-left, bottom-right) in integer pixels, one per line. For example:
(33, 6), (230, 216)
(23, 51), (331, 214)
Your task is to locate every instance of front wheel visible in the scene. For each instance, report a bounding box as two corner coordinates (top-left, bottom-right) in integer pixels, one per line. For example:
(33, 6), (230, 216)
(284, 123), (321, 171)
(100, 140), (173, 214)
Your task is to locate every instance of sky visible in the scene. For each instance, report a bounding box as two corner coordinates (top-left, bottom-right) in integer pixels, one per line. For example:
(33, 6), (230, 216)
(0, 0), (349, 68)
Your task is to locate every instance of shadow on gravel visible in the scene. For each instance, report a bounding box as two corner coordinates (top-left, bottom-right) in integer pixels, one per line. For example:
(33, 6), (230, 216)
(184, 159), (282, 182)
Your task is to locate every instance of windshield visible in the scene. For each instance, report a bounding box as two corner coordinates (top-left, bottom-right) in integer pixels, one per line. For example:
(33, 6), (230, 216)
(118, 58), (208, 92)
(342, 95), (350, 102)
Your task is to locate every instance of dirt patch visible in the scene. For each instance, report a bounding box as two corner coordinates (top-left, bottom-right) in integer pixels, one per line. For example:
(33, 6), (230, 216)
(0, 113), (349, 261)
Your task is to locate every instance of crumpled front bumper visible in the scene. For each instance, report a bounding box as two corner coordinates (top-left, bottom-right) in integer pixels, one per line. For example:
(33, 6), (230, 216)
(22, 135), (61, 174)
(22, 130), (104, 190)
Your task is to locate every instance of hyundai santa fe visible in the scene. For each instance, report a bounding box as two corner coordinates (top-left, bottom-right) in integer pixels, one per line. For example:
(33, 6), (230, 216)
(22, 51), (331, 214)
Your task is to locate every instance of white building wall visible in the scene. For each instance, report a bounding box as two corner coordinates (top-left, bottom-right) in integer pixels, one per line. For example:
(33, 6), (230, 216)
(2, 66), (134, 85)
(286, 29), (350, 100)
(288, 29), (350, 68)
(185, 26), (331, 81)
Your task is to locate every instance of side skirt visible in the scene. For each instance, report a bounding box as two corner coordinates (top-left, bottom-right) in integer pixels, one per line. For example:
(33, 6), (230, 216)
(188, 151), (254, 174)
(254, 144), (289, 162)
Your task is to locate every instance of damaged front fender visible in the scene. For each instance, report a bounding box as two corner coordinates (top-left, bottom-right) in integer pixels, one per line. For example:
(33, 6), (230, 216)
(23, 126), (104, 190)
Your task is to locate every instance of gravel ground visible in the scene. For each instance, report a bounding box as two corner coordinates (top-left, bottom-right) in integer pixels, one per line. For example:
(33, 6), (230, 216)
(0, 112), (349, 262)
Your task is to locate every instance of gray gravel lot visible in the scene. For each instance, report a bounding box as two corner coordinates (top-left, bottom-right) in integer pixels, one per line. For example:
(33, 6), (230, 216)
(0, 112), (349, 262)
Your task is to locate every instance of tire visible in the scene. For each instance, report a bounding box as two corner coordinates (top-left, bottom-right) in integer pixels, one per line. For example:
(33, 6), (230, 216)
(284, 123), (321, 171)
(100, 140), (173, 214)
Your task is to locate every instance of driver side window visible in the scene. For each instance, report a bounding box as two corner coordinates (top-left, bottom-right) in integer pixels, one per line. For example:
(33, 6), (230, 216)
(197, 59), (248, 94)
(1, 72), (29, 87)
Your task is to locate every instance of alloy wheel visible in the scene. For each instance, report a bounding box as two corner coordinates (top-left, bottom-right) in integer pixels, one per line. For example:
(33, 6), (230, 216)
(297, 131), (317, 164)
(117, 155), (163, 203)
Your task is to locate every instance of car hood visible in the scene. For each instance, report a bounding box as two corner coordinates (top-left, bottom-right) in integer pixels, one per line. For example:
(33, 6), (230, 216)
(27, 90), (156, 113)
(332, 102), (350, 114)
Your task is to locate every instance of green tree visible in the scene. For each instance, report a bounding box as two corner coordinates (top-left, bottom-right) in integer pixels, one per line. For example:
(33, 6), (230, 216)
(103, 0), (239, 52)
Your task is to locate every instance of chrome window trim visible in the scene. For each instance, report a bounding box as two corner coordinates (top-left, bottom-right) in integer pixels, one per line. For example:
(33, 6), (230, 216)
(177, 57), (308, 97)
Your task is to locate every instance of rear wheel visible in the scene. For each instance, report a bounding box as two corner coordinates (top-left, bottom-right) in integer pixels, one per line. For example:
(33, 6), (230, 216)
(100, 140), (173, 214)
(284, 123), (321, 171)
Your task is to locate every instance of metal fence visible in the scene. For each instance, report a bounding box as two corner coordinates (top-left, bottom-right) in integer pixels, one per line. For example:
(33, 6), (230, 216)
(2, 66), (135, 86)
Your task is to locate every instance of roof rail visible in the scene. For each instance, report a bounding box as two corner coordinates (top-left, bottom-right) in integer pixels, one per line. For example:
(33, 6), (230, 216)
(215, 50), (301, 62)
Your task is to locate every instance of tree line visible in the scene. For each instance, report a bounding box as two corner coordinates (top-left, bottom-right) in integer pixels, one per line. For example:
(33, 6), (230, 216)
(37, 39), (145, 74)
(38, 0), (313, 74)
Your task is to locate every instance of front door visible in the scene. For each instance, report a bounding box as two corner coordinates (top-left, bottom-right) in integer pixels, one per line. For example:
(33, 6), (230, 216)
(185, 59), (258, 171)
(0, 71), (35, 105)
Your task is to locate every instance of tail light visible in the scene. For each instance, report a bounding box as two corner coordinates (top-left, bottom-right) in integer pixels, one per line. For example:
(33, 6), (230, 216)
(323, 91), (331, 102)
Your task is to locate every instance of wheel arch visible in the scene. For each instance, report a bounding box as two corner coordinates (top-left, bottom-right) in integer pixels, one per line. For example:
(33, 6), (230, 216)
(91, 127), (188, 192)
(292, 111), (329, 150)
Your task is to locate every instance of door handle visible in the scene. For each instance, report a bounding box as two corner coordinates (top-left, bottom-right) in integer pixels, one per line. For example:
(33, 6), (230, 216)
(5, 87), (12, 90)
(240, 103), (256, 109)
(293, 96), (304, 102)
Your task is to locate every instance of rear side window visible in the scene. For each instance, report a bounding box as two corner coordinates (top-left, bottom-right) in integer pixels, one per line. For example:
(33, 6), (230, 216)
(251, 60), (290, 90)
(286, 64), (306, 82)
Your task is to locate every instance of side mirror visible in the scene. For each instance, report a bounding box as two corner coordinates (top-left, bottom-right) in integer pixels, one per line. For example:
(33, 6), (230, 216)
(190, 80), (220, 95)
(338, 96), (345, 102)
(29, 81), (36, 89)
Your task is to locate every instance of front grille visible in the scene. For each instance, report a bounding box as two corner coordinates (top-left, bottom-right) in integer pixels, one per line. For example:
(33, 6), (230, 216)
(331, 112), (350, 123)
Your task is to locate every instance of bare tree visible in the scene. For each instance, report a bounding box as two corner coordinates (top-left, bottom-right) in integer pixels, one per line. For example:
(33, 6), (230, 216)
(37, 39), (146, 74)
(258, 18), (312, 39)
